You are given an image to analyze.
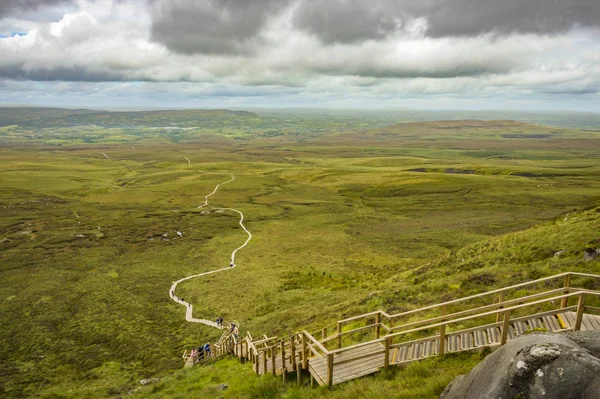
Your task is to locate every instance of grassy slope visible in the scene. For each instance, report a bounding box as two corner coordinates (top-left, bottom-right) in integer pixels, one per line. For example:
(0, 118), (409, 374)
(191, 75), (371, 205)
(128, 204), (600, 399)
(0, 120), (599, 398)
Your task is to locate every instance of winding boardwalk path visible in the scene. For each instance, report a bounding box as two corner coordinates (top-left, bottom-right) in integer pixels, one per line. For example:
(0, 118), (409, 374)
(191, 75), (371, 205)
(169, 171), (251, 329)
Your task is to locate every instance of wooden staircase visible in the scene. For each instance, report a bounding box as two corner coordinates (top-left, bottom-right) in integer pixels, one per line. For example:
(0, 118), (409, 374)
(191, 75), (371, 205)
(213, 272), (600, 387)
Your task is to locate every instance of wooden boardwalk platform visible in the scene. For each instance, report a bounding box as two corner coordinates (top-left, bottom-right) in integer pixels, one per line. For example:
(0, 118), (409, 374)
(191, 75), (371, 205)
(306, 311), (600, 385)
(217, 272), (600, 388)
(309, 342), (385, 385)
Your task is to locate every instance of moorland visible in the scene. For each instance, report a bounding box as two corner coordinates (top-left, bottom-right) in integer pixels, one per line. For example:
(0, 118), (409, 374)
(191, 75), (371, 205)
(1, 108), (599, 398)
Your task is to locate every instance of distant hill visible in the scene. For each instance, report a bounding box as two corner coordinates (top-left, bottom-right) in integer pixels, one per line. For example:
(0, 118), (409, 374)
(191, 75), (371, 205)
(314, 119), (600, 147)
(0, 107), (260, 128)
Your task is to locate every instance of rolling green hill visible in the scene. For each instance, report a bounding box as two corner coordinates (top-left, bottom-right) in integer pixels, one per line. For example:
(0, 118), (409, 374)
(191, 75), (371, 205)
(0, 115), (599, 398)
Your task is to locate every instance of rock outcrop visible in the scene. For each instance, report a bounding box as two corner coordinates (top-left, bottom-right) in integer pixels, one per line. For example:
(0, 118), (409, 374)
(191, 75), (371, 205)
(440, 332), (600, 399)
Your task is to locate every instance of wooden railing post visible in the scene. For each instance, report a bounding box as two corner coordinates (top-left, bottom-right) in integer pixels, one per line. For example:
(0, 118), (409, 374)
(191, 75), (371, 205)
(280, 341), (286, 373)
(439, 305), (447, 356)
(561, 274), (571, 308)
(574, 294), (585, 331)
(500, 310), (511, 345)
(327, 353), (334, 387)
(496, 291), (505, 322)
(297, 361), (302, 386)
(290, 336), (296, 371)
(384, 337), (391, 367)
(321, 328), (327, 340)
(262, 350), (267, 375)
(301, 333), (308, 369)
(336, 323), (342, 349)
(439, 324), (446, 356)
(271, 345), (276, 375)
(375, 312), (381, 339)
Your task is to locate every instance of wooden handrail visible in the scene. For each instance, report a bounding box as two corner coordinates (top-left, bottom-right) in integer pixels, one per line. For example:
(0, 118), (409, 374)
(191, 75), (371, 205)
(328, 336), (386, 355)
(385, 290), (600, 340)
(302, 330), (329, 354)
(390, 287), (569, 332)
(335, 273), (600, 328)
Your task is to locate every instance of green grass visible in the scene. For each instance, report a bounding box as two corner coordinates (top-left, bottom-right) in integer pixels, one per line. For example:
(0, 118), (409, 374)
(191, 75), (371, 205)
(1, 119), (599, 398)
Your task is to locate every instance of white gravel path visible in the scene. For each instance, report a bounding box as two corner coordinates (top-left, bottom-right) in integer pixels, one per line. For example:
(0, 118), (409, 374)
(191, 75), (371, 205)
(170, 173), (251, 329)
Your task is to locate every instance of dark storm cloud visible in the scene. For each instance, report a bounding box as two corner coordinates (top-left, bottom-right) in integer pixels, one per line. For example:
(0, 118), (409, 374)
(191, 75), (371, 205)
(292, 0), (400, 43)
(148, 0), (600, 53)
(294, 0), (600, 43)
(418, 0), (600, 38)
(149, 0), (290, 54)
(0, 0), (73, 17)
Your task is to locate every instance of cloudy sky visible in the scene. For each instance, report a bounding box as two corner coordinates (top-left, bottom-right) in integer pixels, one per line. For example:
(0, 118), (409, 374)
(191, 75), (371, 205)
(1, 0), (599, 110)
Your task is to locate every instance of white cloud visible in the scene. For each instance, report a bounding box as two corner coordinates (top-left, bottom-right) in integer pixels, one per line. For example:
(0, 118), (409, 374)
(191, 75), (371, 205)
(0, 0), (599, 109)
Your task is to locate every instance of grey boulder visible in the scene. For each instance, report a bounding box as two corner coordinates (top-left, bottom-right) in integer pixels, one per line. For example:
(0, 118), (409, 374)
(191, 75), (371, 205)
(440, 332), (600, 399)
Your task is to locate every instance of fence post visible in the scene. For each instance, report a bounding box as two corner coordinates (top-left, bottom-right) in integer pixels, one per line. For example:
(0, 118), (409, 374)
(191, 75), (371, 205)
(500, 310), (511, 345)
(262, 350), (267, 375)
(322, 328), (327, 340)
(271, 345), (276, 375)
(290, 336), (297, 371)
(439, 305), (447, 356)
(496, 291), (505, 322)
(337, 322), (342, 349)
(384, 337), (391, 367)
(561, 274), (571, 308)
(375, 312), (381, 339)
(439, 324), (446, 357)
(302, 333), (308, 369)
(281, 341), (286, 373)
(327, 352), (334, 387)
(574, 294), (585, 331)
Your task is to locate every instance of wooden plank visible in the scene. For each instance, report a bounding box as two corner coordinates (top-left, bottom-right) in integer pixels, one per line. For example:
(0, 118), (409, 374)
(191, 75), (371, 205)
(309, 352), (385, 385)
(556, 313), (568, 329)
(486, 327), (499, 344)
(584, 314), (600, 330)
(580, 314), (594, 331)
(460, 333), (474, 350)
(449, 335), (460, 352)
(542, 315), (560, 332)
(473, 330), (487, 347)
(334, 349), (386, 366)
(413, 343), (422, 359)
(398, 345), (408, 362)
(513, 321), (527, 336)
(423, 341), (432, 357)
(563, 312), (576, 329)
(430, 340), (438, 356)
(310, 349), (384, 377)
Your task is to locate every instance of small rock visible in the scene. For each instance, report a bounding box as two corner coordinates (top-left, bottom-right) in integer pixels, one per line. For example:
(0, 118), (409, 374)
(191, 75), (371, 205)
(140, 378), (159, 386)
(201, 211), (211, 215)
(584, 248), (599, 261)
(516, 360), (528, 370)
(217, 383), (228, 390)
(72, 234), (84, 238)
(554, 250), (565, 258)
(162, 233), (168, 238)
(529, 344), (561, 361)
(177, 231), (183, 237)
(536, 369), (544, 377)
